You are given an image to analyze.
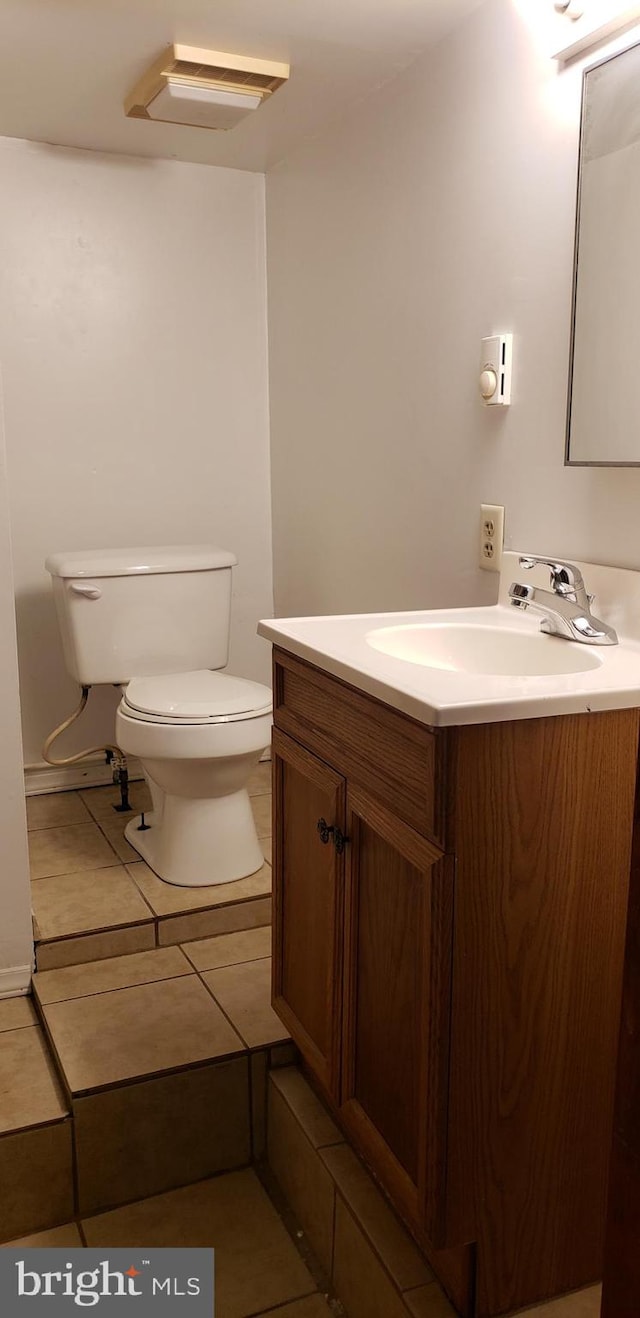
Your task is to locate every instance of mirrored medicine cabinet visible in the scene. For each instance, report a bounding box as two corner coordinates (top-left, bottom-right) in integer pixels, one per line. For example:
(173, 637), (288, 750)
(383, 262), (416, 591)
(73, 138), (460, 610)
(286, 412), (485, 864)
(566, 37), (640, 466)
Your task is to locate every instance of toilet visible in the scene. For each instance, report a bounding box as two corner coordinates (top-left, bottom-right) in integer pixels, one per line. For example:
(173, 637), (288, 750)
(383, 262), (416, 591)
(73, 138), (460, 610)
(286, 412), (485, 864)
(45, 545), (272, 887)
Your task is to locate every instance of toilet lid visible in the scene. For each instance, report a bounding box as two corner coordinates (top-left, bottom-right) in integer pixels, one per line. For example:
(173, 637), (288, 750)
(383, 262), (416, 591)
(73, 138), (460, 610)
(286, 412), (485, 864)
(123, 670), (272, 723)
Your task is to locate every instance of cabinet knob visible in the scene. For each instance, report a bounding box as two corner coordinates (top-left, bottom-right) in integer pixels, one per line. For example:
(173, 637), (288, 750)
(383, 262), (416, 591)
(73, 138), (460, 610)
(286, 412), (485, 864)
(316, 818), (349, 855)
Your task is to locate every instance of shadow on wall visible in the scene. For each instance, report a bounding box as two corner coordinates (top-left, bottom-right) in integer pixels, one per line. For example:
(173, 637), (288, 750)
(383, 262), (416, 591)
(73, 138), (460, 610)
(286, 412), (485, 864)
(14, 584), (121, 767)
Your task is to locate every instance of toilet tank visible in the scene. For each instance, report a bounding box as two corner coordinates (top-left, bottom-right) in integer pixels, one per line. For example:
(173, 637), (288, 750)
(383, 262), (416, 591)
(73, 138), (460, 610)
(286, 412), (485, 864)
(45, 545), (237, 686)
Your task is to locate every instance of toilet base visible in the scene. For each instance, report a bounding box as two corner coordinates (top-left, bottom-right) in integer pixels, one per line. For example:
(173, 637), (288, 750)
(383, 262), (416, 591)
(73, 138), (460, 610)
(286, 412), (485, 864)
(124, 788), (265, 887)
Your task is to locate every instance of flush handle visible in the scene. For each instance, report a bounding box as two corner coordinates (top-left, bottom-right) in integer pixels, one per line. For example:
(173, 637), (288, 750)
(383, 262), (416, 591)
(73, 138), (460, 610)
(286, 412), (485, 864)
(316, 818), (349, 855)
(69, 582), (102, 600)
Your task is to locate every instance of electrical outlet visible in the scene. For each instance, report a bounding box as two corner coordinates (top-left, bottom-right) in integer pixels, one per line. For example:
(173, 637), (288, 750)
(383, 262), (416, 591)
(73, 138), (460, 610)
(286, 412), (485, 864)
(479, 503), (504, 573)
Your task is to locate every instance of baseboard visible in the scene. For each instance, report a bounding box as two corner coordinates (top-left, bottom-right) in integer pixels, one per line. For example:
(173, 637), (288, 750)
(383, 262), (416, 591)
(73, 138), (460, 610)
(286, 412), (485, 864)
(25, 755), (144, 797)
(26, 749), (269, 795)
(0, 963), (33, 999)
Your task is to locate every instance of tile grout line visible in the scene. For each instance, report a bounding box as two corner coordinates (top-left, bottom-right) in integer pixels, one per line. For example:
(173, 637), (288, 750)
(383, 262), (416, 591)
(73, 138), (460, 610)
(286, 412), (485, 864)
(70, 1101), (81, 1227)
(195, 971), (253, 1050)
(27, 818), (92, 833)
(31, 862), (137, 885)
(184, 951), (273, 974)
(155, 902), (273, 950)
(32, 1001), (76, 1113)
(194, 958), (289, 1054)
(33, 969), (197, 1009)
(28, 821), (116, 835)
(33, 936), (274, 1006)
(266, 1075), (342, 1160)
(30, 859), (123, 883)
(334, 1191), (417, 1313)
(25, 994), (75, 1130)
(128, 872), (273, 921)
(0, 1112), (70, 1144)
(0, 1021), (39, 1036)
(92, 814), (136, 865)
(57, 1043), (250, 1102)
(255, 1160), (338, 1314)
(77, 1158), (256, 1230)
(33, 887), (272, 965)
(37, 958), (250, 1025)
(34, 918), (155, 948)
(28, 818), (123, 876)
(117, 860), (160, 921)
(243, 1291), (322, 1318)
(248, 1051), (258, 1164)
(269, 1075), (345, 1154)
(35, 924), (272, 987)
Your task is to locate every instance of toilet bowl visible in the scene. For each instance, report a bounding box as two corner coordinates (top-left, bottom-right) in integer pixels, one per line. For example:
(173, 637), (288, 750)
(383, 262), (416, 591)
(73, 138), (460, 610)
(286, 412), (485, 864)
(116, 669), (272, 888)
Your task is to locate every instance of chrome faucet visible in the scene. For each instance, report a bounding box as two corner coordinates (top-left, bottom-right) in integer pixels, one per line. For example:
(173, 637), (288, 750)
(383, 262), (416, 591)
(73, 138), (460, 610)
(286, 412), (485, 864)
(508, 556), (618, 645)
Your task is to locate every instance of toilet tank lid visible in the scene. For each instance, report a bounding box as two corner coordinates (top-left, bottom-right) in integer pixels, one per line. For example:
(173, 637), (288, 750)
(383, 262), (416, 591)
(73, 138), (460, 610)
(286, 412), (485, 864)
(45, 546), (238, 578)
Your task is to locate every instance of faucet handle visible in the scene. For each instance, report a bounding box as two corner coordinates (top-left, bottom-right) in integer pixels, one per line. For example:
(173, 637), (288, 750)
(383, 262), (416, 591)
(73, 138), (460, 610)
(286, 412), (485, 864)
(518, 555), (586, 601)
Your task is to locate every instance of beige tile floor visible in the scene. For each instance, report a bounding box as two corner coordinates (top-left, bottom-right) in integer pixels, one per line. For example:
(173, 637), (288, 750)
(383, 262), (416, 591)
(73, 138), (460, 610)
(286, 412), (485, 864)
(34, 933), (288, 1097)
(202, 957), (289, 1049)
(0, 1017), (69, 1133)
(33, 945), (192, 1005)
(0, 1001), (75, 1241)
(42, 975), (246, 1094)
(27, 766), (273, 967)
(0, 996), (37, 1032)
(8, 931), (292, 1227)
(3, 1169), (333, 1318)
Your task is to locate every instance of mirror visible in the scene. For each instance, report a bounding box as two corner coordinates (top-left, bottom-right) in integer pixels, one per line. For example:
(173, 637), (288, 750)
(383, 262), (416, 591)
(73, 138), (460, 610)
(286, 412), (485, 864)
(566, 39), (640, 466)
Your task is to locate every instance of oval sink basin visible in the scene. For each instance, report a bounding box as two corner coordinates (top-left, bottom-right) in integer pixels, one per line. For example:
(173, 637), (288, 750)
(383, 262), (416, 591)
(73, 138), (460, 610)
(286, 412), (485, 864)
(366, 623), (603, 677)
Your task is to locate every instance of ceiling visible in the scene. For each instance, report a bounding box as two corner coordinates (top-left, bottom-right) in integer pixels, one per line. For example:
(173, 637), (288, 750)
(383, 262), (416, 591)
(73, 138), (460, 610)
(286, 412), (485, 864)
(0, 0), (483, 172)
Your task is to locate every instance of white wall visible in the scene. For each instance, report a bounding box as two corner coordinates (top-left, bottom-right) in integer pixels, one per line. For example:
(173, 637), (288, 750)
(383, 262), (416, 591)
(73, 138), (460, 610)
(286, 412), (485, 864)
(0, 137), (273, 769)
(266, 0), (640, 619)
(0, 375), (33, 991)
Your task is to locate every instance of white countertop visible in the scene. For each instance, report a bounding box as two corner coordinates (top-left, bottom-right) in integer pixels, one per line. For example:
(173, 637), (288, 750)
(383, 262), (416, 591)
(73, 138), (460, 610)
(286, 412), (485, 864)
(258, 553), (640, 728)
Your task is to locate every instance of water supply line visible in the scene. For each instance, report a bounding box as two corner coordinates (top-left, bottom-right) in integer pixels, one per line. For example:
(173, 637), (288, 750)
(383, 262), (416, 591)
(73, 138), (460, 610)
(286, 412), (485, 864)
(42, 685), (131, 811)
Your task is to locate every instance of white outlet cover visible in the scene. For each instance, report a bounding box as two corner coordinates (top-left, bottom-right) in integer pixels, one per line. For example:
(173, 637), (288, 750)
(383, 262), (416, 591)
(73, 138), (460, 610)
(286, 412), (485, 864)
(480, 503), (505, 573)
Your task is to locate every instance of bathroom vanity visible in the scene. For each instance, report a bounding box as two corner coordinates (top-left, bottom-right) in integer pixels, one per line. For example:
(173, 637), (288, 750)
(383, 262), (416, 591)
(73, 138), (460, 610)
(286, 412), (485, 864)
(259, 556), (640, 1318)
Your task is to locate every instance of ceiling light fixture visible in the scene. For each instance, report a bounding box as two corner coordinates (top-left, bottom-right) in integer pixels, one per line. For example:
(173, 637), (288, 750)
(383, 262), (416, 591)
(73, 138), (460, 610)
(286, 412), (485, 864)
(124, 44), (290, 131)
(553, 1), (640, 60)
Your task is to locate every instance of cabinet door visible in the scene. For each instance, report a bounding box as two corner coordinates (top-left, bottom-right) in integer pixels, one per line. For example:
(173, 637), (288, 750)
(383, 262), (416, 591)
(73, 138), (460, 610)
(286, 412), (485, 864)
(340, 785), (454, 1244)
(272, 728), (346, 1098)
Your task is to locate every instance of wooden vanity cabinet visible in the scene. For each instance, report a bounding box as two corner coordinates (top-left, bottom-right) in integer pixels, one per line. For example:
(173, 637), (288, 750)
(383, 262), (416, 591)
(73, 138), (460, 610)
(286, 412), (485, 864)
(271, 647), (640, 1318)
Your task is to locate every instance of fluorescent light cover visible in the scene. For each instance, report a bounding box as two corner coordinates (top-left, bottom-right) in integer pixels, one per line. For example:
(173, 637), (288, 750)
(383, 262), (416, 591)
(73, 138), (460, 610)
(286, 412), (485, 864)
(554, 1), (640, 59)
(147, 81), (262, 129)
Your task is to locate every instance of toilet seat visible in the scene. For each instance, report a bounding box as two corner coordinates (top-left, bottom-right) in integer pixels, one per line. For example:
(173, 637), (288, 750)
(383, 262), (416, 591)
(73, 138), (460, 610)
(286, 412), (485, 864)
(122, 669), (272, 726)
